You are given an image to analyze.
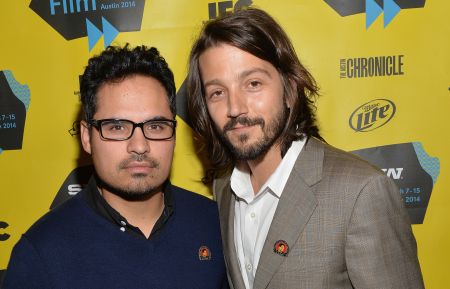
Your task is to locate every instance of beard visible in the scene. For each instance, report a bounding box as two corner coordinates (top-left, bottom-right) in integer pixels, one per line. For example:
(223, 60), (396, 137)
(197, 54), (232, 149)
(218, 104), (289, 161)
(96, 154), (163, 201)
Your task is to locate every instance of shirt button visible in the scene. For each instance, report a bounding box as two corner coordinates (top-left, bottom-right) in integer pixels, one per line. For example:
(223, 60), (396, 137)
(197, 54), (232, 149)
(120, 227), (126, 232)
(246, 263), (252, 271)
(120, 221), (127, 226)
(250, 212), (256, 218)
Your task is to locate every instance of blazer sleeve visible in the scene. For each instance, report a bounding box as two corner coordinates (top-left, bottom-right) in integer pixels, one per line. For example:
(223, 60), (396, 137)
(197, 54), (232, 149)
(345, 174), (424, 289)
(2, 236), (49, 289)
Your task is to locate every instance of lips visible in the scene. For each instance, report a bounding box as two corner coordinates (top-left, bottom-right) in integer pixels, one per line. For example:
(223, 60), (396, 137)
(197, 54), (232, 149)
(122, 163), (155, 175)
(228, 124), (254, 131)
(124, 162), (153, 168)
(120, 157), (160, 172)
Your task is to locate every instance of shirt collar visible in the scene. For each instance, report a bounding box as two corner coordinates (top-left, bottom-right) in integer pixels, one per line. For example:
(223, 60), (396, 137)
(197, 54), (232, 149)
(83, 176), (173, 239)
(230, 139), (306, 203)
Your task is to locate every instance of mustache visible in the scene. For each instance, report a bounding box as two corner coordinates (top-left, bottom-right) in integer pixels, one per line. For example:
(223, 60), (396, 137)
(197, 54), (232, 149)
(223, 116), (265, 133)
(119, 154), (160, 169)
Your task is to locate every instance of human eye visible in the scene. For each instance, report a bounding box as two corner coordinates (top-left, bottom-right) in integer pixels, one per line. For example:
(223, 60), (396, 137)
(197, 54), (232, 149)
(148, 123), (164, 131)
(145, 121), (170, 134)
(247, 80), (262, 90)
(103, 120), (127, 131)
(207, 89), (225, 100)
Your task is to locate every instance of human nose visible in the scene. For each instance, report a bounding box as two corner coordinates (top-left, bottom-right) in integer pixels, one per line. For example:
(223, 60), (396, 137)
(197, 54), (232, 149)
(227, 88), (248, 118)
(127, 125), (150, 155)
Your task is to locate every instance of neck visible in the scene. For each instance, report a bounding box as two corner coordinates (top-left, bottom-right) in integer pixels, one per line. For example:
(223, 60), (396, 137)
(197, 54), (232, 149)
(238, 143), (283, 195)
(101, 189), (164, 238)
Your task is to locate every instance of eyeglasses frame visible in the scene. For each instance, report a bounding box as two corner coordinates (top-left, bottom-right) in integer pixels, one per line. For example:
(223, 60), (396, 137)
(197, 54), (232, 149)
(88, 118), (177, 141)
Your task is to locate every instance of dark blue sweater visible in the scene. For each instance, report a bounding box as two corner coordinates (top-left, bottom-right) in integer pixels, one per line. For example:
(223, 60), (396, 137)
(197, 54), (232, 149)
(3, 185), (228, 289)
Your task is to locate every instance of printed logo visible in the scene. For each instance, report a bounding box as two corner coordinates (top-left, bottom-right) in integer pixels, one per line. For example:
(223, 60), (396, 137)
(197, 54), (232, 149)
(324, 0), (426, 28)
(381, 167), (403, 179)
(0, 71), (31, 154)
(51, 165), (94, 209)
(198, 246), (212, 260)
(208, 0), (253, 19)
(349, 99), (396, 132)
(29, 0), (146, 51)
(351, 142), (440, 224)
(340, 55), (404, 79)
(0, 221), (10, 242)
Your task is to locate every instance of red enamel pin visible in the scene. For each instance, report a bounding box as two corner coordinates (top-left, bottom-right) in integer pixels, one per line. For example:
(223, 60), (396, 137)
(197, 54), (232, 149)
(274, 240), (289, 256)
(198, 246), (211, 260)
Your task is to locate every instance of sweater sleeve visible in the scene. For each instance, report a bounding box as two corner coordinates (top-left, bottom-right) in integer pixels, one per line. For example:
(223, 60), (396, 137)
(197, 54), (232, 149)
(2, 236), (50, 289)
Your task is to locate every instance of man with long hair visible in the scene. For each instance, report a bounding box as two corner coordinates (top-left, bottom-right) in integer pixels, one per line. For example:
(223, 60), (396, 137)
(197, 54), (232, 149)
(187, 8), (423, 289)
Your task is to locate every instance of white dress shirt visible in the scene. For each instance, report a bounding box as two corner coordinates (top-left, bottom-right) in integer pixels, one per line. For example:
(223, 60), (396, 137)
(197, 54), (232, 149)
(230, 139), (306, 289)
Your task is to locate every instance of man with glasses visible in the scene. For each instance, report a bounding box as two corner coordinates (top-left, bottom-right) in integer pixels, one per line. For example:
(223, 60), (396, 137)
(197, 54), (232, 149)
(3, 44), (228, 289)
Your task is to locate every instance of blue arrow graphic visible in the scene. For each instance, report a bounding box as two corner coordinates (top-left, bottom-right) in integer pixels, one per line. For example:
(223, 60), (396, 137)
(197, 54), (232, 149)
(86, 19), (102, 51)
(366, 0), (383, 28)
(384, 0), (401, 27)
(102, 17), (119, 48)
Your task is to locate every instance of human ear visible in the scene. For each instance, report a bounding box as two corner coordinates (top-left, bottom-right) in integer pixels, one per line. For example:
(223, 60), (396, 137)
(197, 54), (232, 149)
(80, 120), (92, 155)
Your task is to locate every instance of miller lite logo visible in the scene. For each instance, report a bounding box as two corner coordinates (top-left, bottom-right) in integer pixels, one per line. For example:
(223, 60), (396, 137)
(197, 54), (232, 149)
(349, 99), (396, 132)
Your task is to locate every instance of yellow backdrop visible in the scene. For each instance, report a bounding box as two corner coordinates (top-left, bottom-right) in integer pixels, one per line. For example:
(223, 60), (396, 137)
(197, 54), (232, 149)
(1, 1), (449, 287)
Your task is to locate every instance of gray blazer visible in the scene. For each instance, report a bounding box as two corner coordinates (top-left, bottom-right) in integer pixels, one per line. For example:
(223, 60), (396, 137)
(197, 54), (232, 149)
(214, 137), (424, 289)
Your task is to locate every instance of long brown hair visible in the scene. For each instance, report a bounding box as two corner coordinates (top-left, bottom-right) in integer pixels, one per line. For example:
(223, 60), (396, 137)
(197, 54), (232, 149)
(187, 8), (322, 177)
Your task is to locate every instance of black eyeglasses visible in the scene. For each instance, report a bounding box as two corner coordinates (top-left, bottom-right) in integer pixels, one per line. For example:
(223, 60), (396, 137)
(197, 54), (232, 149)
(89, 119), (177, 141)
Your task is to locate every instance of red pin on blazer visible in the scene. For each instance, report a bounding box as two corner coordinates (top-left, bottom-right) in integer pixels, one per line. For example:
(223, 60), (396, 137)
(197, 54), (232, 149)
(274, 240), (289, 256)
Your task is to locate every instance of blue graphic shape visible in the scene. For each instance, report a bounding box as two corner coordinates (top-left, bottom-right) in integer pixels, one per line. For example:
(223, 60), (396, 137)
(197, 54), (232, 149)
(412, 142), (440, 184)
(0, 148), (3, 154)
(86, 18), (102, 51)
(366, 0), (383, 28)
(3, 70), (30, 110)
(102, 17), (119, 48)
(384, 0), (401, 27)
(384, 0), (401, 28)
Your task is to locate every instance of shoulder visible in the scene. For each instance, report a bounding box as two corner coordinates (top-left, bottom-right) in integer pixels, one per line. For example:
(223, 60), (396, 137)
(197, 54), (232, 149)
(22, 192), (89, 244)
(169, 184), (221, 233)
(317, 141), (404, 214)
(301, 138), (397, 205)
(170, 184), (218, 213)
(310, 138), (385, 180)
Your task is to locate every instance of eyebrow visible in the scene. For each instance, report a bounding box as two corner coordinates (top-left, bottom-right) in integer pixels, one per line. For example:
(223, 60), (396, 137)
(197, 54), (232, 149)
(238, 68), (272, 80)
(203, 67), (272, 88)
(110, 116), (174, 123)
(145, 116), (174, 121)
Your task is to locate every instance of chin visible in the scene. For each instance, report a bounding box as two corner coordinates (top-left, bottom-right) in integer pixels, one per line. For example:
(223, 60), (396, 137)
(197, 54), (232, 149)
(98, 174), (164, 200)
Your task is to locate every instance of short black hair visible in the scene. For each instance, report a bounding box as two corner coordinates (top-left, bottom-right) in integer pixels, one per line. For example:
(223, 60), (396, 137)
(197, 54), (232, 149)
(80, 44), (176, 122)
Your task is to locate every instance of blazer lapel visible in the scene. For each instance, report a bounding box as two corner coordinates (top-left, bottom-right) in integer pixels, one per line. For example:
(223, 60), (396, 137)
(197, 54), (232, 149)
(253, 138), (323, 289)
(215, 177), (247, 289)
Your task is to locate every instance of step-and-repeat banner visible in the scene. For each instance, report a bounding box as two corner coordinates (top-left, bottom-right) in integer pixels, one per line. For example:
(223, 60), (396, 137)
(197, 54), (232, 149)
(0, 0), (448, 287)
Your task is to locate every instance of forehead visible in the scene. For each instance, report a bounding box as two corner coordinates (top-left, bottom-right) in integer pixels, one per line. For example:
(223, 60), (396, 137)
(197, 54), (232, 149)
(198, 44), (279, 81)
(95, 75), (172, 119)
